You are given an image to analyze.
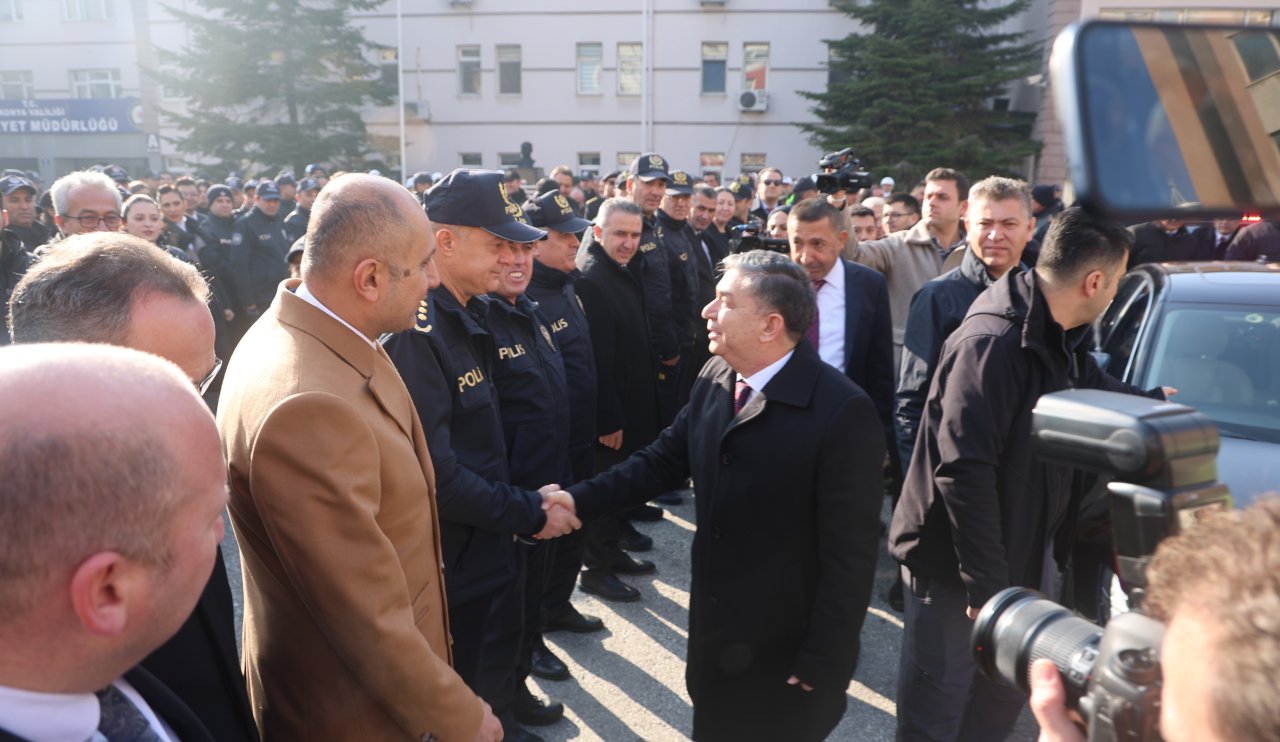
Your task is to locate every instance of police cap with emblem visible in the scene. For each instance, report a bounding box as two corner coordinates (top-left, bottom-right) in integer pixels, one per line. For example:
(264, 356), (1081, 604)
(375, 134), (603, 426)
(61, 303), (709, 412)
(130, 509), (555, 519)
(103, 164), (130, 184)
(522, 190), (593, 234)
(0, 174), (37, 197)
(666, 170), (694, 196)
(628, 153), (672, 183)
(275, 171), (297, 187)
(256, 181), (282, 200)
(298, 177), (321, 193)
(206, 184), (233, 205)
(726, 180), (753, 201)
(425, 168), (546, 243)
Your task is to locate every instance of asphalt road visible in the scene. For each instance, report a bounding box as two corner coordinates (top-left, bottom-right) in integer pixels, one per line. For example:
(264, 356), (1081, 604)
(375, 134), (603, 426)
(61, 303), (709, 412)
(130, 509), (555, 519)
(220, 493), (1040, 741)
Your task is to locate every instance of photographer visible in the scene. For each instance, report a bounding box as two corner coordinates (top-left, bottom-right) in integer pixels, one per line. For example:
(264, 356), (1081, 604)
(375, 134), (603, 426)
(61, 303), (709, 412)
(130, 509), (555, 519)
(1030, 496), (1280, 742)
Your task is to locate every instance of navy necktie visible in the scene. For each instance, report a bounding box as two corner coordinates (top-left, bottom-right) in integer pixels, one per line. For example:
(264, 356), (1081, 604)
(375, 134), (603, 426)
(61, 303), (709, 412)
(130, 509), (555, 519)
(96, 684), (162, 742)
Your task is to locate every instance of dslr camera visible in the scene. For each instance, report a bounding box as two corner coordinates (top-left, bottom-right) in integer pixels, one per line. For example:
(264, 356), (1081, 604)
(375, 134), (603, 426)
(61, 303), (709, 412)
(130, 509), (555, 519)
(728, 220), (788, 255)
(971, 389), (1231, 742)
(812, 148), (873, 195)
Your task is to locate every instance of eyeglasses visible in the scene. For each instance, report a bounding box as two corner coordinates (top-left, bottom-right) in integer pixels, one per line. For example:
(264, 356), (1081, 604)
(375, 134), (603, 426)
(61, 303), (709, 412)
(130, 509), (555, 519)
(762, 180), (783, 187)
(196, 357), (223, 396)
(61, 213), (122, 229)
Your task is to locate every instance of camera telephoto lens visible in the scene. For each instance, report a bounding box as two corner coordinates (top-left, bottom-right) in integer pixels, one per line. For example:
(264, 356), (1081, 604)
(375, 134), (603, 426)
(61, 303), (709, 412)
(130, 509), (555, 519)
(972, 587), (1104, 700)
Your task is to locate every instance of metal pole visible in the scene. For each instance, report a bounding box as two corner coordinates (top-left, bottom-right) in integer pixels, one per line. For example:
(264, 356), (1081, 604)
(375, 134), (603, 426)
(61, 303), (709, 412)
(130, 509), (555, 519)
(641, 0), (652, 152)
(397, 0), (407, 179)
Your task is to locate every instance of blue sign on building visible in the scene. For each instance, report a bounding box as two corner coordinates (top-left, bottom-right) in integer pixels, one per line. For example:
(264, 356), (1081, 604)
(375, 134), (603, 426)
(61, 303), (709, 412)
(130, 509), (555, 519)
(0, 98), (145, 135)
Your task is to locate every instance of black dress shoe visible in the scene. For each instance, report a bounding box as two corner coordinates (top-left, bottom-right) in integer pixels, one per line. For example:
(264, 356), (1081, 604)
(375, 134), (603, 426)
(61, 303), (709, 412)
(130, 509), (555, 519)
(542, 605), (604, 633)
(627, 504), (665, 522)
(514, 684), (564, 726)
(579, 569), (640, 602)
(887, 576), (905, 613)
(654, 491), (684, 505)
(531, 645), (571, 681)
(609, 552), (656, 575)
(618, 520), (653, 552)
(499, 723), (544, 742)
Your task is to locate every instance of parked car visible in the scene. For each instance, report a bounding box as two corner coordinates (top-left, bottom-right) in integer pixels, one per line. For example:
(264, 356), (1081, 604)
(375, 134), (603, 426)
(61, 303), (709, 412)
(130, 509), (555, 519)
(1064, 261), (1280, 621)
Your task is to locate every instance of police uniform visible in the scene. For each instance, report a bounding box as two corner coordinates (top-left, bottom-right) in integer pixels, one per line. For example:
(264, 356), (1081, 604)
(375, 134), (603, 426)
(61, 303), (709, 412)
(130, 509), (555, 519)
(381, 170), (552, 722)
(1, 227), (31, 345)
(282, 178), (320, 243)
(228, 182), (291, 321)
(484, 292), (572, 725)
(655, 170), (701, 418)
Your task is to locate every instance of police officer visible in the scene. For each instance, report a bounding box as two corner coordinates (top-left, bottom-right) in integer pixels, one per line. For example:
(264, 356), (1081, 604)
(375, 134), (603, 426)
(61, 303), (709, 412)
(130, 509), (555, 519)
(275, 171), (298, 217)
(283, 177), (321, 243)
(655, 169), (701, 419)
(196, 184), (241, 359)
(383, 170), (580, 742)
(485, 201), (580, 739)
(237, 180), (258, 217)
(522, 191), (607, 675)
(1, 175), (52, 250)
(228, 180), (290, 332)
(1, 215), (31, 345)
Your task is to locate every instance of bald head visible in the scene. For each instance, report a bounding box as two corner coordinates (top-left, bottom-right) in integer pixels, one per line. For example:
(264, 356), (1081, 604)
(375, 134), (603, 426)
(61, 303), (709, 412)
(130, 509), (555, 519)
(302, 173), (425, 281)
(0, 344), (217, 616)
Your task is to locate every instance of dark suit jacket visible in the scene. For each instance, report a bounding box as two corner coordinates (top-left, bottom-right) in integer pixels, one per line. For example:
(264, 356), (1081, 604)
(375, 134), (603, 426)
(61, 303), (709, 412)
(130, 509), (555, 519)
(140, 548), (258, 741)
(836, 259), (895, 431)
(569, 343), (885, 741)
(0, 667), (216, 742)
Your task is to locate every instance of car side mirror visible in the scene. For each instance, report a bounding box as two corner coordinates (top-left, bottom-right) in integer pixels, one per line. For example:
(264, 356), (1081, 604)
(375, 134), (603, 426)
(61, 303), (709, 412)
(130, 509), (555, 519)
(1051, 20), (1280, 222)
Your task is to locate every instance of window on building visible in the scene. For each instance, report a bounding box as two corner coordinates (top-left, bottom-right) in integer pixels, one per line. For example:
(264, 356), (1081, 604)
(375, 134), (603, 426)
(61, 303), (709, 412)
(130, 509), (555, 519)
(743, 42), (770, 91)
(499, 152), (522, 167)
(458, 45), (481, 95)
(578, 152), (601, 172)
(741, 153), (767, 174)
(617, 151), (639, 170)
(63, 0), (112, 21)
(1232, 31), (1280, 82)
(700, 152), (725, 179)
(618, 43), (643, 95)
(0, 0), (23, 22)
(378, 47), (398, 86)
(460, 152), (483, 167)
(70, 68), (122, 98)
(701, 42), (727, 94)
(577, 42), (602, 95)
(0, 70), (34, 98)
(497, 44), (521, 95)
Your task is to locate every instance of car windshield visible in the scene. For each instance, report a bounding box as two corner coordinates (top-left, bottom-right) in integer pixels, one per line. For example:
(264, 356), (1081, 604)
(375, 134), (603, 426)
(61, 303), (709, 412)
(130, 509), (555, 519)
(1139, 305), (1280, 444)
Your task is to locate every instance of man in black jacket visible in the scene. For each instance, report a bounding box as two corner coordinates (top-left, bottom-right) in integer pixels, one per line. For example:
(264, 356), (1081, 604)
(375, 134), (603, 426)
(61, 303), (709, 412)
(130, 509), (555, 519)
(564, 250), (884, 741)
(890, 208), (1167, 741)
(8, 234), (255, 741)
(282, 177), (320, 243)
(575, 198), (665, 600)
(0, 223), (29, 345)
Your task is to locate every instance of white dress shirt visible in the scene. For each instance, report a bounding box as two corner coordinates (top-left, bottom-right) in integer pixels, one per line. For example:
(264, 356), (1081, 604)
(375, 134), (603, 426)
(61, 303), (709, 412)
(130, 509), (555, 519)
(0, 678), (174, 742)
(815, 261), (847, 373)
(738, 348), (795, 409)
(296, 283), (376, 349)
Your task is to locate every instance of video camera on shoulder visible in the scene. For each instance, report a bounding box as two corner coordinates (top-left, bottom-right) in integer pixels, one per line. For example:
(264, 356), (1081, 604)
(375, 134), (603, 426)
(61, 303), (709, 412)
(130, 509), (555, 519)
(971, 390), (1231, 742)
(727, 220), (788, 255)
(812, 148), (873, 196)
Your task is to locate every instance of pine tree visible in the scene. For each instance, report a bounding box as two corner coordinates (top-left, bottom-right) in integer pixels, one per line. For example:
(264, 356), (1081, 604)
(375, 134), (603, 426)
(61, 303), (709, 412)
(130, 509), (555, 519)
(802, 0), (1042, 187)
(152, 0), (395, 177)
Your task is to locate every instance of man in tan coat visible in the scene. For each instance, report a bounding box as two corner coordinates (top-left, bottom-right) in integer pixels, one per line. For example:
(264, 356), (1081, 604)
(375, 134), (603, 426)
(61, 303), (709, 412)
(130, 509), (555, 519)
(217, 174), (502, 741)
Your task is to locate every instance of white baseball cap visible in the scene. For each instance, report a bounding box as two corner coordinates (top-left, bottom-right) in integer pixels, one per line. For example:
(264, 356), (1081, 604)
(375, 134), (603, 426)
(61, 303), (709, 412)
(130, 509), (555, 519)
(880, 176), (895, 186)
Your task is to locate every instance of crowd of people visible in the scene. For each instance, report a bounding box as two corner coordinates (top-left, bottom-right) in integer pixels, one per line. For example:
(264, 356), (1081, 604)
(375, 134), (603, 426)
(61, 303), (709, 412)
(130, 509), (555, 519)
(1, 151), (1278, 742)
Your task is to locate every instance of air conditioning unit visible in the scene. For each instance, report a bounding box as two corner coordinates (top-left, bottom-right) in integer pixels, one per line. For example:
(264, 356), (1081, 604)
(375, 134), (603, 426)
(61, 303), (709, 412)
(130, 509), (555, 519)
(407, 100), (431, 120)
(738, 89), (768, 112)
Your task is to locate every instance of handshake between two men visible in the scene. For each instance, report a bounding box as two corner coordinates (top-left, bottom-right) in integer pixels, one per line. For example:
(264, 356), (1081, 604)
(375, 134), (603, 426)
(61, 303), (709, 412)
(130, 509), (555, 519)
(535, 484), (581, 540)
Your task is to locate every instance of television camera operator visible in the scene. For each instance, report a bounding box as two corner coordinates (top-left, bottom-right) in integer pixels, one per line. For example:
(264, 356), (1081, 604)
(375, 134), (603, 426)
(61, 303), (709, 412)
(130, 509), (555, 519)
(1030, 495), (1280, 742)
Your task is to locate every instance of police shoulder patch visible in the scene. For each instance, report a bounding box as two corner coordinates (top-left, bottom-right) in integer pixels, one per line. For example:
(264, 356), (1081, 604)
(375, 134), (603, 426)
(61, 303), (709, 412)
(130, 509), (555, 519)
(412, 299), (433, 334)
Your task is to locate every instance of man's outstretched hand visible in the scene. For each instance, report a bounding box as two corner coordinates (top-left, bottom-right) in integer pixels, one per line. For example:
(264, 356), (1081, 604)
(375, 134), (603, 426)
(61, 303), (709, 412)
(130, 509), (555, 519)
(535, 486), (581, 540)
